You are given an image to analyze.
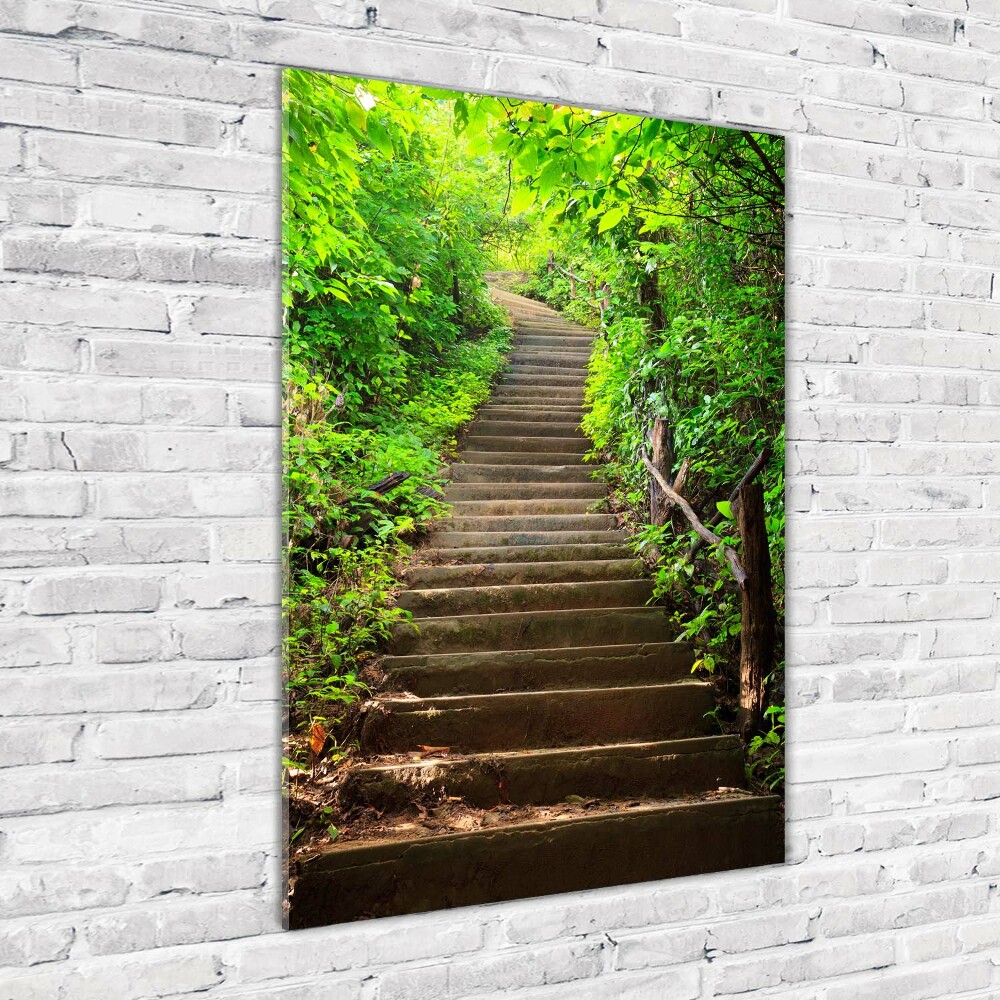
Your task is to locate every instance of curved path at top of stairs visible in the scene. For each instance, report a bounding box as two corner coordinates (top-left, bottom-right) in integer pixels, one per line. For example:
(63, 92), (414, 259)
(289, 285), (783, 927)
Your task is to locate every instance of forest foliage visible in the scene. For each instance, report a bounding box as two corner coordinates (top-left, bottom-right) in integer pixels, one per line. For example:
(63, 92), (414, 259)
(282, 69), (785, 789)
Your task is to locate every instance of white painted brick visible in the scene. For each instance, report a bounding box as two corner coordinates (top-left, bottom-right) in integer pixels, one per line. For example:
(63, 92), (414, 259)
(90, 338), (275, 381)
(0, 81), (223, 146)
(80, 48), (271, 106)
(175, 614), (279, 659)
(24, 572), (162, 614)
(94, 620), (176, 663)
(0, 624), (72, 666)
(0, 718), (80, 767)
(0, 477), (85, 516)
(0, 281), (169, 331)
(94, 473), (277, 519)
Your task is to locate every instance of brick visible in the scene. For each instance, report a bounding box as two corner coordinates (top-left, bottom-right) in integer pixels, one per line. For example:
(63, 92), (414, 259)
(0, 719), (80, 767)
(1, 757), (223, 814)
(33, 132), (272, 194)
(0, 624), (72, 667)
(0, 477), (85, 516)
(0, 37), (76, 87)
(189, 293), (280, 338)
(94, 708), (272, 758)
(90, 338), (275, 381)
(0, 281), (168, 331)
(95, 473), (277, 519)
(94, 620), (176, 663)
(141, 384), (228, 426)
(25, 573), (162, 614)
(0, 81), (222, 147)
(0, 667), (218, 720)
(0, 921), (75, 967)
(80, 48), (271, 106)
(175, 615), (279, 659)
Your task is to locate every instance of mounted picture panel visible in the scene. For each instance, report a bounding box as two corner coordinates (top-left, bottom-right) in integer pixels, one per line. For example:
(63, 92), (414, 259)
(281, 68), (786, 927)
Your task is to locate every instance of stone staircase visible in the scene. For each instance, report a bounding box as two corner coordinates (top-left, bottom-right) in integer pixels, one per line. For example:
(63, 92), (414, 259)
(289, 286), (783, 927)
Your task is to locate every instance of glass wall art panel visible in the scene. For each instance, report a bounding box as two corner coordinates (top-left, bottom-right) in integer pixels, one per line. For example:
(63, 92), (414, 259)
(281, 68), (786, 928)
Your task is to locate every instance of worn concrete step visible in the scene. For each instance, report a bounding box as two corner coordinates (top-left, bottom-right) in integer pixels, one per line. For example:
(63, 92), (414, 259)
(343, 736), (744, 812)
(460, 451), (589, 466)
(517, 335), (594, 348)
(443, 483), (605, 501)
(381, 641), (693, 696)
(390, 606), (670, 654)
(470, 421), (582, 438)
(509, 352), (590, 368)
(403, 558), (641, 589)
(512, 345), (592, 360)
(418, 542), (629, 564)
(430, 530), (627, 549)
(464, 435), (589, 454)
(474, 407), (584, 422)
(446, 498), (598, 515)
(432, 514), (617, 533)
(397, 578), (654, 617)
(449, 464), (595, 483)
(289, 795), (784, 927)
(362, 682), (714, 754)
(518, 323), (593, 334)
(492, 385), (586, 399)
(500, 365), (587, 382)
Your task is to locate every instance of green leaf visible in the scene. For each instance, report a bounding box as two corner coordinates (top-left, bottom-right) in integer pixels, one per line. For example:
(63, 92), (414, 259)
(366, 118), (393, 156)
(716, 500), (733, 520)
(597, 205), (626, 233)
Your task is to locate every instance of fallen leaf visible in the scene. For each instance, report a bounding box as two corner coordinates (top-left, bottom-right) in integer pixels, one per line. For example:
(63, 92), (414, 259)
(309, 722), (327, 755)
(417, 744), (451, 755)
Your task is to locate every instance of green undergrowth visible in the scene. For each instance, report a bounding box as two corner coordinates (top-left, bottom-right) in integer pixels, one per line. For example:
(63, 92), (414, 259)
(520, 218), (786, 793)
(283, 323), (511, 762)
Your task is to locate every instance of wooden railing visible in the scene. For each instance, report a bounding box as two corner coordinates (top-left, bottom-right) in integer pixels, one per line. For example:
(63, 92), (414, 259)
(546, 251), (612, 327)
(642, 417), (775, 739)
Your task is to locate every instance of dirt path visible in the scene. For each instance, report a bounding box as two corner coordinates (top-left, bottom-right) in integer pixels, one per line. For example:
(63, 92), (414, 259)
(288, 287), (782, 927)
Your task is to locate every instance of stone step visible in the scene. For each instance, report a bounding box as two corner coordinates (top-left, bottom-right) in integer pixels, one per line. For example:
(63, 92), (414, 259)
(500, 365), (587, 382)
(432, 513), (617, 533)
(463, 435), (589, 454)
(446, 498), (598, 515)
(429, 530), (628, 549)
(474, 407), (585, 421)
(289, 795), (784, 927)
(381, 641), (693, 696)
(362, 682), (714, 754)
(517, 335), (594, 348)
(508, 352), (590, 368)
(443, 483), (605, 500)
(418, 542), (630, 564)
(449, 464), (596, 483)
(390, 606), (671, 655)
(396, 578), (654, 617)
(460, 451), (589, 466)
(403, 558), (642, 589)
(342, 736), (745, 812)
(492, 385), (585, 400)
(470, 420), (583, 438)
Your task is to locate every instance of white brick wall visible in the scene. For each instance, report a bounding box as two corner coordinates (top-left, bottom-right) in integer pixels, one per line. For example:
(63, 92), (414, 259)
(1, 0), (998, 996)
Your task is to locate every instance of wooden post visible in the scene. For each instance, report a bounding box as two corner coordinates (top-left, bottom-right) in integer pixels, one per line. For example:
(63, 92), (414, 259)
(735, 481), (774, 739)
(648, 418), (673, 527)
(547, 250), (554, 275)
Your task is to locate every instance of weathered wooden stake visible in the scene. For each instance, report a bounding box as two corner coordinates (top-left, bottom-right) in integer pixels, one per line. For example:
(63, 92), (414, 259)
(735, 481), (774, 739)
(547, 249), (554, 275)
(648, 418), (672, 527)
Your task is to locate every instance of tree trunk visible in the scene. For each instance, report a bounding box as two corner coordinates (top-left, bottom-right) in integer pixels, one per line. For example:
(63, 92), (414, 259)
(735, 481), (774, 739)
